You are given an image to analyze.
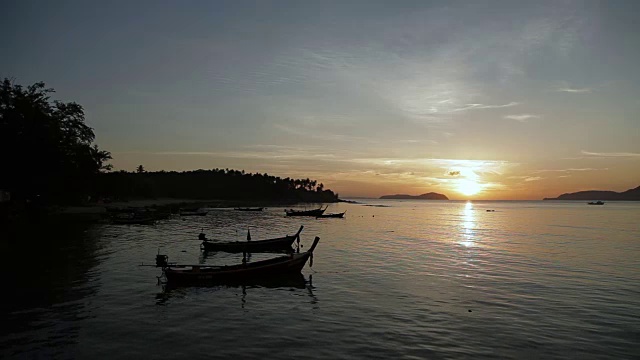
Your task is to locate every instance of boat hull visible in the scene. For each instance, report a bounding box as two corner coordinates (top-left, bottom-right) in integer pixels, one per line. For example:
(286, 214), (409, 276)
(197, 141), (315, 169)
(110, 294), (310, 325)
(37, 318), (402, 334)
(200, 225), (303, 253)
(201, 235), (297, 253)
(285, 207), (326, 217)
(164, 252), (311, 285)
(316, 212), (345, 218)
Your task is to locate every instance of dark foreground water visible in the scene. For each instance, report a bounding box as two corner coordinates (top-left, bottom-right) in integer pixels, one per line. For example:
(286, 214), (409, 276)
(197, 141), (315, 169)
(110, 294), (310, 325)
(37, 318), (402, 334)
(2, 200), (639, 359)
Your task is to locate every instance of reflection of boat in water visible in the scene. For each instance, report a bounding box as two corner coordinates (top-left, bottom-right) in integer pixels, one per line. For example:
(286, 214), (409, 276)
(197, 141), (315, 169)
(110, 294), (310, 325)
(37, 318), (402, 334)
(234, 207), (264, 211)
(199, 225), (304, 253)
(155, 237), (319, 286)
(161, 272), (309, 292)
(587, 201), (605, 205)
(285, 206), (327, 217)
(316, 211), (346, 219)
(156, 273), (316, 305)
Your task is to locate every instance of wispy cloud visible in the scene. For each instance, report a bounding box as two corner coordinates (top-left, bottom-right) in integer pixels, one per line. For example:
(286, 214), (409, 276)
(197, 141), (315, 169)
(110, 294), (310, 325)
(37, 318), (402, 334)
(557, 87), (592, 93)
(508, 175), (543, 181)
(581, 151), (640, 158)
(524, 176), (543, 182)
(504, 114), (540, 122)
(533, 167), (609, 173)
(453, 102), (519, 112)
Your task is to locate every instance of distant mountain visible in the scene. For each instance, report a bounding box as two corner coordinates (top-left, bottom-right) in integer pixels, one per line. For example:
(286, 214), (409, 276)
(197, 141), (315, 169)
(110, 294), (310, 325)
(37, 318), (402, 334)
(543, 186), (640, 201)
(380, 192), (449, 200)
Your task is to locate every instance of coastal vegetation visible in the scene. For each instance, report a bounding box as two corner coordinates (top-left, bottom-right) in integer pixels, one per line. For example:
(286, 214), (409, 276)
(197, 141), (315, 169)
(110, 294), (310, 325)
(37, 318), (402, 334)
(97, 169), (339, 203)
(0, 78), (111, 205)
(0, 78), (338, 215)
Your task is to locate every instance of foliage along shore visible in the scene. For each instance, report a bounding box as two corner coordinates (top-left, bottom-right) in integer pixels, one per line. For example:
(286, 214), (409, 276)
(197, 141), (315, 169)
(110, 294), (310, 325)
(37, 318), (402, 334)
(0, 78), (339, 222)
(97, 168), (339, 204)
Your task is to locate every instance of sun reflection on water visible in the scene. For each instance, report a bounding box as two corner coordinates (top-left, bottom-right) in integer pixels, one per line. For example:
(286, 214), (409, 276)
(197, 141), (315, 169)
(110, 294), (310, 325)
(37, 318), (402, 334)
(461, 201), (475, 247)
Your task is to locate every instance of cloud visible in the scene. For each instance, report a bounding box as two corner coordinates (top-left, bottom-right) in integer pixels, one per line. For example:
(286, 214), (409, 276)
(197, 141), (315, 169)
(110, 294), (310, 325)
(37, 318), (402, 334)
(557, 87), (592, 93)
(453, 102), (519, 112)
(581, 150), (640, 158)
(508, 175), (543, 182)
(533, 167), (608, 173)
(524, 176), (542, 182)
(504, 114), (540, 122)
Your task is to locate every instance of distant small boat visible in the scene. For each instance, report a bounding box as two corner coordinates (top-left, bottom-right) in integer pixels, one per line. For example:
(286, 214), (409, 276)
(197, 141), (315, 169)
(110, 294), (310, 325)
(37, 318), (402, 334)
(285, 206), (327, 217)
(234, 207), (264, 211)
(155, 237), (320, 286)
(316, 211), (346, 219)
(180, 208), (208, 216)
(587, 201), (605, 205)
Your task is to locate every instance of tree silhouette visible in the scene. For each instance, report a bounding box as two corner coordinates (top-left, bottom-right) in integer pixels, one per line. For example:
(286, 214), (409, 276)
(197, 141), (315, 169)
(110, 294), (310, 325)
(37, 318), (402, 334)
(136, 165), (145, 173)
(98, 168), (339, 203)
(0, 78), (111, 204)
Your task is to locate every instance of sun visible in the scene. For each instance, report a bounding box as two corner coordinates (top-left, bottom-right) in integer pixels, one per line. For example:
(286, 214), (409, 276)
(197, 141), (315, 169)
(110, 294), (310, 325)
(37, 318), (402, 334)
(457, 179), (482, 196)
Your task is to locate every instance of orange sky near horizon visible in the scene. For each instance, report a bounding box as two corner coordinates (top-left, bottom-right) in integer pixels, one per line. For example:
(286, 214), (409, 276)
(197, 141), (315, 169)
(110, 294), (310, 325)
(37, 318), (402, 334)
(5, 1), (639, 200)
(109, 152), (640, 200)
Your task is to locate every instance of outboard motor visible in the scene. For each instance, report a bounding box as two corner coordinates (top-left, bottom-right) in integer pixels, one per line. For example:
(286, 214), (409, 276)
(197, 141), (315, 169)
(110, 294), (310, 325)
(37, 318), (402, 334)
(156, 254), (169, 268)
(198, 232), (206, 240)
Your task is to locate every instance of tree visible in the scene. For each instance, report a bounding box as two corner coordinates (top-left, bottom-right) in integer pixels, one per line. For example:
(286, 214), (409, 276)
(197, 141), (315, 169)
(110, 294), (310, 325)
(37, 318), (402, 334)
(0, 78), (112, 203)
(136, 165), (145, 173)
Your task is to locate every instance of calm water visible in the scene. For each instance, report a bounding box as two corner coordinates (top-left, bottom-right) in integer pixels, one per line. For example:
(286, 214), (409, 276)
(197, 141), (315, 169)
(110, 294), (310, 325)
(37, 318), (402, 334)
(2, 200), (639, 359)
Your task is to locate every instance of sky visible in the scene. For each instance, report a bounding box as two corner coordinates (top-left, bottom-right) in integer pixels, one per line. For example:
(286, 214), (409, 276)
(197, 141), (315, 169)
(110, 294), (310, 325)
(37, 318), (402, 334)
(2, 0), (639, 200)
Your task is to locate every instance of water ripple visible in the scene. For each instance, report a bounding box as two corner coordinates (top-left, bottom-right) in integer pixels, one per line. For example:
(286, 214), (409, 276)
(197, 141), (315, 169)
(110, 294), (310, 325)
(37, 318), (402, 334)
(3, 201), (640, 359)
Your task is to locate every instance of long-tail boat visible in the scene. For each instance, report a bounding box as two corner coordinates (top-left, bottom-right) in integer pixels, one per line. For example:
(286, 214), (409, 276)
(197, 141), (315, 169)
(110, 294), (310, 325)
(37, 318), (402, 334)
(284, 206), (327, 217)
(155, 237), (320, 286)
(316, 211), (346, 219)
(234, 207), (264, 211)
(200, 225), (304, 253)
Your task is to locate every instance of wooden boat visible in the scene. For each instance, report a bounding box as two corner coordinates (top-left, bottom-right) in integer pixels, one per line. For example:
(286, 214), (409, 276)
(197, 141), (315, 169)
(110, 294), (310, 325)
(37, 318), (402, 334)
(157, 237), (320, 285)
(316, 211), (346, 219)
(180, 208), (208, 216)
(200, 225), (304, 253)
(234, 207), (264, 211)
(285, 206), (327, 217)
(587, 201), (604, 205)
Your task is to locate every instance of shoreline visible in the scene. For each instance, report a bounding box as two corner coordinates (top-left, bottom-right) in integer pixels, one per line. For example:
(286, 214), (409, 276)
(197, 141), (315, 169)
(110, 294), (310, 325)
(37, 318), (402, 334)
(58, 197), (337, 215)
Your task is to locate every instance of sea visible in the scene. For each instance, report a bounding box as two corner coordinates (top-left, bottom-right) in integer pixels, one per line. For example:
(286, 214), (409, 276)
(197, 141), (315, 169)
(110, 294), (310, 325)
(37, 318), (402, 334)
(1, 200), (639, 359)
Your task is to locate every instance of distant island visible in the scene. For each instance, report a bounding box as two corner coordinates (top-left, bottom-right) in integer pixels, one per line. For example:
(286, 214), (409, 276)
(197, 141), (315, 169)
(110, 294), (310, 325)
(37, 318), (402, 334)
(543, 185), (640, 201)
(380, 192), (449, 200)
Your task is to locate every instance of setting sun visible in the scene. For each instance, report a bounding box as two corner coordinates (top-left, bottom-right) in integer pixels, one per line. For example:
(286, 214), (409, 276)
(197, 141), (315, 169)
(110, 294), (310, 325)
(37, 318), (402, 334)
(457, 179), (482, 196)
